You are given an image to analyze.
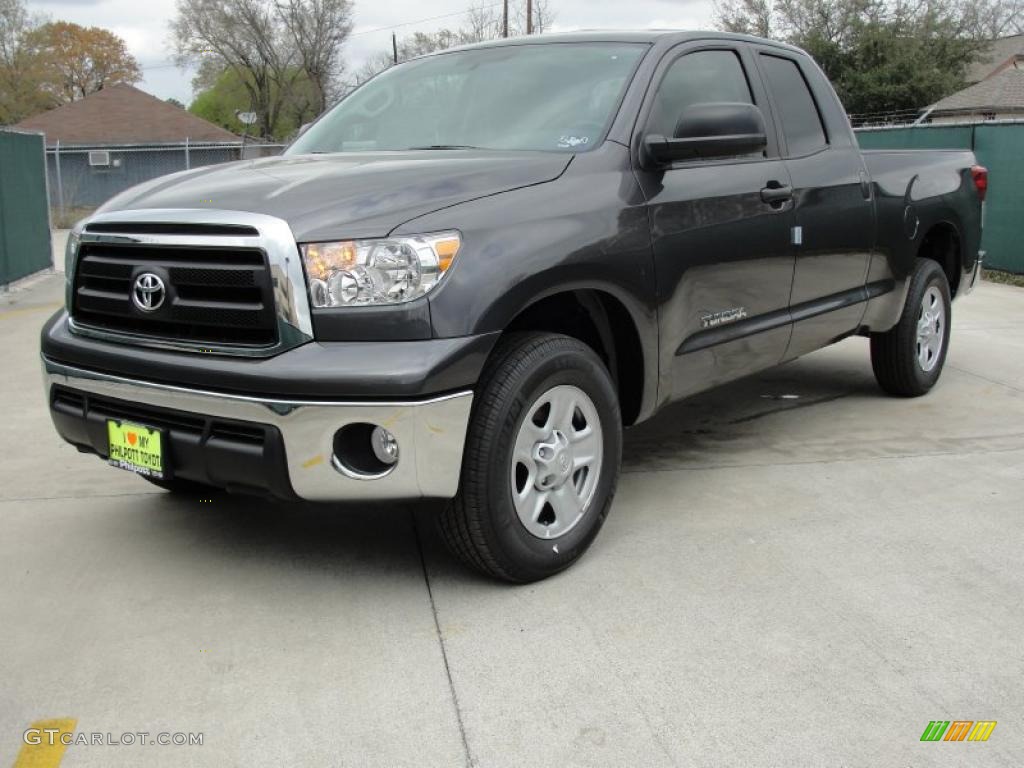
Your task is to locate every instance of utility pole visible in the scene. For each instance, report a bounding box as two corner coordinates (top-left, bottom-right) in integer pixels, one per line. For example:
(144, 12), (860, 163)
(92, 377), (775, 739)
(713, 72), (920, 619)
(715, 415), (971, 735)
(502, 0), (509, 37)
(392, 32), (398, 65)
(527, 0), (533, 34)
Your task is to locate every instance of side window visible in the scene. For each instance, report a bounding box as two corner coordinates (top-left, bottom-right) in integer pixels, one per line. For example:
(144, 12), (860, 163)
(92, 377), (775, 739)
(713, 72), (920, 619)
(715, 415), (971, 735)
(759, 54), (827, 156)
(648, 50), (753, 139)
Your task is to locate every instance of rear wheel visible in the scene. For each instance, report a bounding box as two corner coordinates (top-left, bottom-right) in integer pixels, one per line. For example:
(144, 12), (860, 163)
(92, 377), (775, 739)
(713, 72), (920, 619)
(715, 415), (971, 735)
(439, 332), (622, 582)
(870, 259), (952, 397)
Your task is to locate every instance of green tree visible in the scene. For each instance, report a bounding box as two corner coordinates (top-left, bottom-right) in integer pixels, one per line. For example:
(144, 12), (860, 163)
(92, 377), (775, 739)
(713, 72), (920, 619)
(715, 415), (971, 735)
(189, 64), (316, 138)
(713, 0), (1016, 117)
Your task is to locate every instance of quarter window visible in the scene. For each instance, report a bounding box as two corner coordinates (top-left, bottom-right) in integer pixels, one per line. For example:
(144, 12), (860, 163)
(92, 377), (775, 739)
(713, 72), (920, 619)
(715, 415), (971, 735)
(648, 50), (754, 140)
(759, 55), (827, 156)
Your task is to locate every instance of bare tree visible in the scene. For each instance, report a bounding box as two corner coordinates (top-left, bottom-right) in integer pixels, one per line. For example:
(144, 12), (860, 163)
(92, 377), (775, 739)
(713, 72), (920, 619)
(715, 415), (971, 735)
(171, 0), (352, 137)
(0, 0), (32, 67)
(172, 0), (284, 138)
(953, 0), (1024, 38)
(465, 1), (503, 41)
(531, 0), (556, 33)
(275, 0), (352, 113)
(352, 1), (558, 88)
(715, 0), (773, 37)
(512, 0), (556, 35)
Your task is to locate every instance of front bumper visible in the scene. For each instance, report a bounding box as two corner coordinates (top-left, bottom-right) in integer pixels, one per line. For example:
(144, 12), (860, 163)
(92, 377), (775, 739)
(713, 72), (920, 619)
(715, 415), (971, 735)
(44, 357), (473, 501)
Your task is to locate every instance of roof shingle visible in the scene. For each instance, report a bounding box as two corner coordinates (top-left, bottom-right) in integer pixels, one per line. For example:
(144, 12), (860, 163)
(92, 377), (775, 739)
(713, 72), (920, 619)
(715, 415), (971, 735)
(966, 34), (1024, 83)
(929, 66), (1024, 113)
(12, 85), (239, 146)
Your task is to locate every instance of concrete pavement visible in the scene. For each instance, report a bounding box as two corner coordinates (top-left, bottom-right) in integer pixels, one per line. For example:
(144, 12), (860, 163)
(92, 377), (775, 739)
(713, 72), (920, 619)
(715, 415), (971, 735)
(1, 274), (1021, 767)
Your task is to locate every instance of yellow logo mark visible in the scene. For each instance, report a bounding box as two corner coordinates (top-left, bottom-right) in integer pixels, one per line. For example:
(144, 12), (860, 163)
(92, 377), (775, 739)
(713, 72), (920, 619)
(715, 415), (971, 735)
(968, 721), (997, 742)
(15, 718), (77, 767)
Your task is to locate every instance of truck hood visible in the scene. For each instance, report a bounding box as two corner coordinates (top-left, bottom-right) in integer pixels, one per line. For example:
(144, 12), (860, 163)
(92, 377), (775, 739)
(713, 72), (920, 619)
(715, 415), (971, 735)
(97, 150), (572, 242)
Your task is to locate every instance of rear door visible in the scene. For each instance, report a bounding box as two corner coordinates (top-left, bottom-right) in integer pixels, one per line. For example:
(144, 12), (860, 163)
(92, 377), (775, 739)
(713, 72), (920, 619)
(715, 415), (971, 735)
(753, 49), (876, 359)
(633, 42), (797, 403)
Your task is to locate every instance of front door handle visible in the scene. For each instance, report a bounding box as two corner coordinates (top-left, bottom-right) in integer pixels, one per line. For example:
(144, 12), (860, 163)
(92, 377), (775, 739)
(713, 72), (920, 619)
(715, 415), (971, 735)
(760, 183), (793, 205)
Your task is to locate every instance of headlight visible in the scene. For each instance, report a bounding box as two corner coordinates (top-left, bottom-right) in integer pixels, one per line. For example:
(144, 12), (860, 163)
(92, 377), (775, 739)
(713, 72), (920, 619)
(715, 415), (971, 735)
(300, 231), (461, 307)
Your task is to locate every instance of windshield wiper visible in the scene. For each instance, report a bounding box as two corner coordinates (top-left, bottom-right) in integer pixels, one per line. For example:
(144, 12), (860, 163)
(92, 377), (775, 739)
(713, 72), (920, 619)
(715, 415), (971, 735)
(407, 144), (482, 150)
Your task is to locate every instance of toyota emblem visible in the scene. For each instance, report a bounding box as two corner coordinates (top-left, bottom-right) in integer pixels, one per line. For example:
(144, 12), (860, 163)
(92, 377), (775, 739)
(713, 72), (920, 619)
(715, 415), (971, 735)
(132, 272), (166, 312)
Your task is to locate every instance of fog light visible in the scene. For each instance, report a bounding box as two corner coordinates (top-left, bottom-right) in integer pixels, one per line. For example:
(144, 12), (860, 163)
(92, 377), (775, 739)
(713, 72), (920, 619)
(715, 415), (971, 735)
(371, 426), (399, 465)
(332, 422), (399, 479)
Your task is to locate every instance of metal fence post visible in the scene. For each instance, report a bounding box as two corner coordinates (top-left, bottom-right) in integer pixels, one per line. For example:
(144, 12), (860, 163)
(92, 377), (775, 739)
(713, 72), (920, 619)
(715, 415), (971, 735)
(54, 140), (65, 218)
(185, 136), (190, 170)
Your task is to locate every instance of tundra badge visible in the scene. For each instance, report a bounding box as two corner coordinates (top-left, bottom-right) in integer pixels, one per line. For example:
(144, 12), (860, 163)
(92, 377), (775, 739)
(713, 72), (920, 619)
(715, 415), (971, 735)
(701, 308), (748, 329)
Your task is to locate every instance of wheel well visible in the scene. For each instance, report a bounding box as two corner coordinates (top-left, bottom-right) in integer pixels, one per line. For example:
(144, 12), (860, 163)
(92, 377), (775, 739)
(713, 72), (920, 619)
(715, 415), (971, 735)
(918, 223), (961, 296)
(503, 290), (645, 425)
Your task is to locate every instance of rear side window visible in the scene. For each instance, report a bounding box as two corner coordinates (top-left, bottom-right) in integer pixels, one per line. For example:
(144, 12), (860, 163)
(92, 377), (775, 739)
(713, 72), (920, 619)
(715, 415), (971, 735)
(648, 50), (753, 139)
(759, 54), (827, 156)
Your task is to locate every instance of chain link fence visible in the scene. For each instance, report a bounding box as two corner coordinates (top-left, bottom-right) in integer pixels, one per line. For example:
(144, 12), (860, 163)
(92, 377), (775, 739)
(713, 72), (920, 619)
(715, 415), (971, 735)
(46, 141), (286, 213)
(849, 108), (1024, 128)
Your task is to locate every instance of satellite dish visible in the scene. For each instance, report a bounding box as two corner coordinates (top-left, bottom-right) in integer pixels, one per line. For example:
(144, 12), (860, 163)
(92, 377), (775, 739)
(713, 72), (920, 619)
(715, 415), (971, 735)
(236, 111), (258, 125)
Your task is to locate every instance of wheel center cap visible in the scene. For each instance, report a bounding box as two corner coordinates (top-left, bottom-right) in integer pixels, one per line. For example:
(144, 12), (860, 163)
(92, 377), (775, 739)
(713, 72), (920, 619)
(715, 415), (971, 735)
(533, 429), (574, 490)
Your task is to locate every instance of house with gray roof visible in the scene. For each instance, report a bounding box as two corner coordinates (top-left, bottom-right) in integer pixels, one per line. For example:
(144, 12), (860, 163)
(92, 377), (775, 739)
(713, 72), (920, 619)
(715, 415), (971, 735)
(926, 64), (1024, 123)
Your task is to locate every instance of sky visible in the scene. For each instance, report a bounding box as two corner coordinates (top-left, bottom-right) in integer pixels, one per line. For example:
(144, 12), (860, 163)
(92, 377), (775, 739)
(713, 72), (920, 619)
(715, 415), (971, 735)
(27, 0), (716, 105)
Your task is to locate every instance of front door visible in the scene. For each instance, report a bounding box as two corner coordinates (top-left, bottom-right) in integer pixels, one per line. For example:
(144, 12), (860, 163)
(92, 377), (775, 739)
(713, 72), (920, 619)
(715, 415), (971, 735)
(633, 44), (797, 403)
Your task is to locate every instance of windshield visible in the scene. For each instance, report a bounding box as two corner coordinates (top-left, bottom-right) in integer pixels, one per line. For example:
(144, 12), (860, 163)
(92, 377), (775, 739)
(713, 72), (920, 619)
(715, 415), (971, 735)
(288, 42), (647, 155)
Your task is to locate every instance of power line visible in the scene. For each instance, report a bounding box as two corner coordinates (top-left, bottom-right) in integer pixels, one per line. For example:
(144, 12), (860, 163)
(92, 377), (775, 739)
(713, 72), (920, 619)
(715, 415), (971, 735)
(348, 2), (504, 38)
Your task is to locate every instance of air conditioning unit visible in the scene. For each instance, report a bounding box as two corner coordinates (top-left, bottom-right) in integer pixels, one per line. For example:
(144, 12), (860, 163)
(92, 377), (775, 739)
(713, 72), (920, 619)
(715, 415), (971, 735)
(88, 150), (111, 167)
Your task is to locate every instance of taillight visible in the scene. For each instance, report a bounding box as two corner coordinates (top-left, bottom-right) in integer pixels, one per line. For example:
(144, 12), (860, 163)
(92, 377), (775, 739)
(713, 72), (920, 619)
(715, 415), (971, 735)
(971, 165), (988, 202)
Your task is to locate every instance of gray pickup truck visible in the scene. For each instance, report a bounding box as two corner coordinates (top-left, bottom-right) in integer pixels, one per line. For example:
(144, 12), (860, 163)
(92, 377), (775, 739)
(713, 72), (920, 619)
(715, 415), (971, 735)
(42, 31), (985, 581)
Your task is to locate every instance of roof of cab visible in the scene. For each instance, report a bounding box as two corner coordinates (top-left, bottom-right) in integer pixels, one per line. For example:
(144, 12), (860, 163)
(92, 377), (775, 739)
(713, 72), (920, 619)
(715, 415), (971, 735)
(433, 29), (803, 55)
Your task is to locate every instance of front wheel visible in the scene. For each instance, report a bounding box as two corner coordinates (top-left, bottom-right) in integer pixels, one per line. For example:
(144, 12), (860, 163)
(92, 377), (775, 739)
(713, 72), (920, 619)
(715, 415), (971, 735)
(870, 258), (952, 397)
(439, 332), (622, 583)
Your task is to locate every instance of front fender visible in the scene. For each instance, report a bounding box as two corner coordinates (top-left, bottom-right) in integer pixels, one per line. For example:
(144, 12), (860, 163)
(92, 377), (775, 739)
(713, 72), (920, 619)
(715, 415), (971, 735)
(396, 143), (661, 420)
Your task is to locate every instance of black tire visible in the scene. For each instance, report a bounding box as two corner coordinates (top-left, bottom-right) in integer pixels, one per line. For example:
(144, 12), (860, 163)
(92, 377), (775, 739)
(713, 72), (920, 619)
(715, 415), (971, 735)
(439, 332), (622, 583)
(142, 475), (218, 495)
(870, 259), (952, 397)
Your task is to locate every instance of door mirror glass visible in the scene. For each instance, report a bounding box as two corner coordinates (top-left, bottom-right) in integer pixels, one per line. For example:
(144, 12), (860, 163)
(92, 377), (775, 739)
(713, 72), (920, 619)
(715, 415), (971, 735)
(645, 102), (767, 164)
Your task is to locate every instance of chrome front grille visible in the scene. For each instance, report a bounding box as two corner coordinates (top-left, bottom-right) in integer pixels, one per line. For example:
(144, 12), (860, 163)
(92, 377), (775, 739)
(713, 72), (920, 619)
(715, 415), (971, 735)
(65, 209), (314, 357)
(72, 243), (277, 346)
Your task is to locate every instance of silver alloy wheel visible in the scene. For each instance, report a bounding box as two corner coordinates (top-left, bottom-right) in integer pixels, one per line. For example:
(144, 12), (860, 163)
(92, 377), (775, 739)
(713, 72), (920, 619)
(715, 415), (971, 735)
(916, 285), (945, 372)
(511, 384), (603, 539)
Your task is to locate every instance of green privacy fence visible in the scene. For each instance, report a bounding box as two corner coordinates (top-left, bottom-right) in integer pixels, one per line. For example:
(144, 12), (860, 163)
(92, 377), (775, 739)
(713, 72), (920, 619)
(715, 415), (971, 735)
(857, 122), (1024, 274)
(0, 130), (52, 286)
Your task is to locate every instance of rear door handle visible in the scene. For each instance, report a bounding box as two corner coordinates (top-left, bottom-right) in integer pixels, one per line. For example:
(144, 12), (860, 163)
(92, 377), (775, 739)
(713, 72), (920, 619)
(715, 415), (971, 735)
(760, 184), (793, 205)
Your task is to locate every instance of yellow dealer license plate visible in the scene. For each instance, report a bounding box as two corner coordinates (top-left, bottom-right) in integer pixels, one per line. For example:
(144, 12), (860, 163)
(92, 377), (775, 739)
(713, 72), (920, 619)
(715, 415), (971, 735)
(107, 420), (164, 478)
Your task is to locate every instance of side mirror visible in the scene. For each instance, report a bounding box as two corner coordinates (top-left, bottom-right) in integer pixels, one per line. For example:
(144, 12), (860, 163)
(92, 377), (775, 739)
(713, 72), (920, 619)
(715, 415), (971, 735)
(644, 102), (767, 165)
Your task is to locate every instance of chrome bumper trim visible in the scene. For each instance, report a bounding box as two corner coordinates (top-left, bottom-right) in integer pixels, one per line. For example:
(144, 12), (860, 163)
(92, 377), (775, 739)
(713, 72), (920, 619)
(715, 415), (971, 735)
(966, 250), (984, 294)
(43, 357), (473, 501)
